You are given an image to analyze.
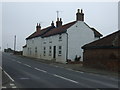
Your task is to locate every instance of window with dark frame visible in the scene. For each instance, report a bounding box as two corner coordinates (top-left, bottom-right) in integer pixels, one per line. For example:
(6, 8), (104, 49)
(58, 46), (62, 56)
(49, 46), (52, 56)
(35, 47), (37, 55)
(43, 47), (46, 56)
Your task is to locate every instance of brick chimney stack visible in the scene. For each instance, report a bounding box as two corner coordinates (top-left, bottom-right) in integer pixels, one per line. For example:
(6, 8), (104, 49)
(36, 23), (41, 32)
(56, 18), (62, 27)
(76, 9), (84, 21)
(51, 21), (54, 27)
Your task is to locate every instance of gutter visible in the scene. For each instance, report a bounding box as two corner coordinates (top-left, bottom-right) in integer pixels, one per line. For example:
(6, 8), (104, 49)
(66, 32), (68, 63)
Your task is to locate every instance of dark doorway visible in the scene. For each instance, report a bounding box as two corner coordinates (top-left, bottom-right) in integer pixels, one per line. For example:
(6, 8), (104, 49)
(53, 46), (56, 59)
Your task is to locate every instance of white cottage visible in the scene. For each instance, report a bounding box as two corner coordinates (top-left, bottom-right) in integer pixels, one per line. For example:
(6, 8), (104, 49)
(23, 9), (102, 63)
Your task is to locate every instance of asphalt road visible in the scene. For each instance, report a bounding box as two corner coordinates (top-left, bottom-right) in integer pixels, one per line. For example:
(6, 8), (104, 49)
(2, 52), (119, 88)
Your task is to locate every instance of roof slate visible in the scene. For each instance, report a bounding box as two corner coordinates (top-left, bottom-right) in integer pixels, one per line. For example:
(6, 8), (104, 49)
(42, 21), (77, 37)
(26, 21), (102, 40)
(26, 26), (55, 40)
(82, 30), (120, 49)
(90, 28), (103, 37)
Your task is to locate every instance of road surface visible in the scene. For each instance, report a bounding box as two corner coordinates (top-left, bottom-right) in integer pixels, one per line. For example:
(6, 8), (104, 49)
(2, 52), (119, 88)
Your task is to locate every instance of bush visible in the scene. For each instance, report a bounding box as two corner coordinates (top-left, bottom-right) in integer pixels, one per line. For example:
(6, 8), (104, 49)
(74, 55), (81, 62)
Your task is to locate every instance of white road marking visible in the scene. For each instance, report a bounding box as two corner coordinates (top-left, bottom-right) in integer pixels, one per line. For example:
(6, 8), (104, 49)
(34, 67), (47, 73)
(75, 71), (84, 73)
(53, 74), (79, 84)
(24, 64), (31, 67)
(12, 86), (17, 88)
(10, 83), (14, 86)
(67, 68), (84, 74)
(3, 71), (14, 82)
(17, 61), (22, 64)
(2, 86), (7, 88)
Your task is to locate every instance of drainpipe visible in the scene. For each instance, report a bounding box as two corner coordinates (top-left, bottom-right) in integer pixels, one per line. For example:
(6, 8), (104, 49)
(66, 32), (68, 63)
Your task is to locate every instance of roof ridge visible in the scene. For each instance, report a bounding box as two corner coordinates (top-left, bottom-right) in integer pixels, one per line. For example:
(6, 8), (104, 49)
(82, 30), (120, 49)
(42, 21), (77, 37)
(26, 25), (54, 40)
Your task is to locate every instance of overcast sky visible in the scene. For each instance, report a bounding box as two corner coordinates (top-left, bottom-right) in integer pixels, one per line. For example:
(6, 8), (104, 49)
(1, 2), (118, 51)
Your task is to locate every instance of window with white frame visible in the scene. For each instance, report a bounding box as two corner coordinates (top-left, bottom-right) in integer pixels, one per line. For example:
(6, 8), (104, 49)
(49, 46), (52, 56)
(43, 47), (46, 56)
(35, 47), (37, 55)
(58, 46), (62, 56)
(59, 34), (62, 41)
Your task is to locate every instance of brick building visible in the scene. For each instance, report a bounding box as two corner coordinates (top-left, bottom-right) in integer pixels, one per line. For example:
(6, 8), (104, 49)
(82, 30), (120, 71)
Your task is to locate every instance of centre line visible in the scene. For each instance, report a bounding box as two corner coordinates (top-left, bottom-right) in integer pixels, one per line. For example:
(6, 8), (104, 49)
(34, 67), (47, 73)
(17, 61), (22, 64)
(10, 83), (15, 86)
(53, 74), (79, 84)
(24, 64), (31, 67)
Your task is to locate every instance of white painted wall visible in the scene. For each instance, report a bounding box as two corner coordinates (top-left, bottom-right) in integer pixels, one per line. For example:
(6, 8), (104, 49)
(41, 33), (67, 63)
(23, 36), (42, 58)
(23, 47), (27, 56)
(67, 21), (95, 61)
(23, 21), (100, 63)
(23, 33), (67, 63)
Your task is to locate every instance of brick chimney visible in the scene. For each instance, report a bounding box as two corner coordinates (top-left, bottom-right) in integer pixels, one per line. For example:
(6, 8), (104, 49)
(76, 9), (84, 21)
(36, 23), (41, 32)
(56, 18), (62, 27)
(51, 21), (54, 27)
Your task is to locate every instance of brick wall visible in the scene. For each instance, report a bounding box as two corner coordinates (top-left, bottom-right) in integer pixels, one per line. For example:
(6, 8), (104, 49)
(83, 48), (120, 71)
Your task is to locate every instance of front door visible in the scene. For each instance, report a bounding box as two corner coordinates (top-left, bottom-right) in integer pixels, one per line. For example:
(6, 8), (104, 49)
(53, 46), (56, 59)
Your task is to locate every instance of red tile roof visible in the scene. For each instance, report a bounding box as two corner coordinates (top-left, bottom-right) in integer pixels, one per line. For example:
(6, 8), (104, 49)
(26, 21), (102, 39)
(90, 28), (103, 37)
(84, 22), (102, 37)
(42, 21), (77, 37)
(26, 26), (55, 40)
(82, 30), (120, 49)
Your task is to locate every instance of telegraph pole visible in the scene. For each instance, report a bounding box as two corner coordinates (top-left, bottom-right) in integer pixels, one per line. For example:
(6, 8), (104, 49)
(14, 35), (16, 54)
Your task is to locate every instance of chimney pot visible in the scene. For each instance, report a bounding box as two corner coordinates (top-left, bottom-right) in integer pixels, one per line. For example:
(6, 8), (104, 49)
(51, 21), (54, 26)
(36, 23), (41, 32)
(56, 18), (62, 27)
(76, 9), (84, 21)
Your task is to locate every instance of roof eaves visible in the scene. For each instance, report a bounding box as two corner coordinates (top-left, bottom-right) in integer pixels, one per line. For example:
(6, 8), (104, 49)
(84, 22), (103, 37)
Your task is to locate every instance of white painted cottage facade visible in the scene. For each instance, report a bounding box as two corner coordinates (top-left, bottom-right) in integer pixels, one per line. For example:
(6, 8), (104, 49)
(23, 9), (102, 63)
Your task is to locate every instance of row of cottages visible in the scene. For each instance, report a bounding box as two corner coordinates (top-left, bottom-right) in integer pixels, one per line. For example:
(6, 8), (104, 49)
(23, 9), (102, 63)
(82, 30), (120, 71)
